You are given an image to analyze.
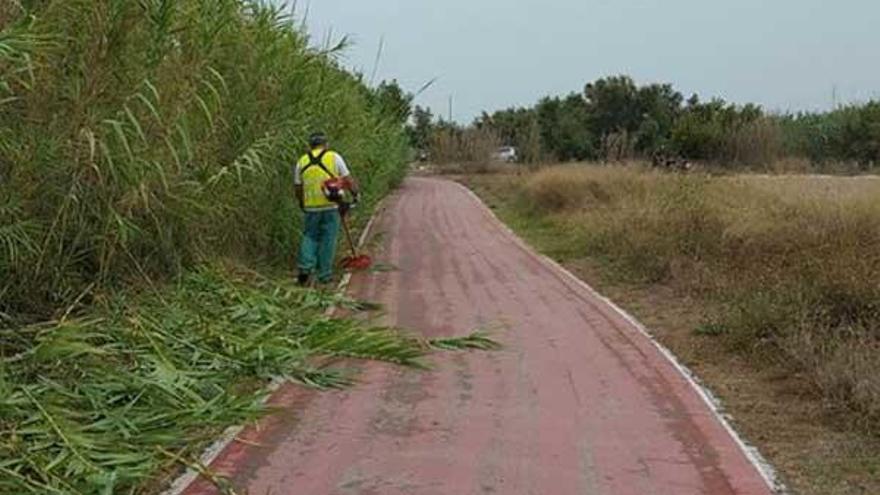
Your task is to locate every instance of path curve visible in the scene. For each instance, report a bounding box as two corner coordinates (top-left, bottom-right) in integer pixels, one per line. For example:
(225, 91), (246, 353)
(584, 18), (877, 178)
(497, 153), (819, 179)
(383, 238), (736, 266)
(184, 177), (775, 495)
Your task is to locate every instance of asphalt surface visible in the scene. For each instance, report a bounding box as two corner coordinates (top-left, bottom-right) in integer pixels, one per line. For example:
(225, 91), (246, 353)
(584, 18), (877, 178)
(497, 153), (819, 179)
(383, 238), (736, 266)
(183, 177), (774, 495)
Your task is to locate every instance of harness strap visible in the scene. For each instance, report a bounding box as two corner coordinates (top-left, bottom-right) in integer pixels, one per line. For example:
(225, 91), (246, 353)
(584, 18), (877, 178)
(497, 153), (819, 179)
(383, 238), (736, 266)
(301, 149), (335, 178)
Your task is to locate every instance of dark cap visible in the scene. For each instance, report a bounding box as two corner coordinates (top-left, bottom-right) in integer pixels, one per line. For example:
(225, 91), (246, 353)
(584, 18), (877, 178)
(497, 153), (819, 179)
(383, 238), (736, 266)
(308, 132), (328, 148)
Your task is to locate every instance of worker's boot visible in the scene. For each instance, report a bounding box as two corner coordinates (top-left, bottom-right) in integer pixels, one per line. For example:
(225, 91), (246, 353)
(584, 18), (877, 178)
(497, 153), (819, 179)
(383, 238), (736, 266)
(297, 272), (310, 287)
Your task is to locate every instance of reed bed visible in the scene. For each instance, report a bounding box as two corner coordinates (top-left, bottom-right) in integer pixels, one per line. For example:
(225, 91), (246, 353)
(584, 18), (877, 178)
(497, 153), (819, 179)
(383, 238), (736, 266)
(0, 1), (409, 321)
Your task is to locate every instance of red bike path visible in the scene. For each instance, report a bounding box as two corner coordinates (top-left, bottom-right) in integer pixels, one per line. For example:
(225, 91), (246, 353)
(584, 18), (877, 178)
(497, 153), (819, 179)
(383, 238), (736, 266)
(182, 177), (776, 495)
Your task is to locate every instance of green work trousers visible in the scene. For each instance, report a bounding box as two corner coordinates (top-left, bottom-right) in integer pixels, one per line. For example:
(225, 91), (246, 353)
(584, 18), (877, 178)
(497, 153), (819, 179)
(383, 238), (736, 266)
(298, 209), (340, 283)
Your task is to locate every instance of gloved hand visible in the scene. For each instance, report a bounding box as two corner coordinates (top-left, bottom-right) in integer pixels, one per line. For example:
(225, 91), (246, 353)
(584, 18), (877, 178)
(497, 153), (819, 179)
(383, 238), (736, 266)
(339, 202), (351, 217)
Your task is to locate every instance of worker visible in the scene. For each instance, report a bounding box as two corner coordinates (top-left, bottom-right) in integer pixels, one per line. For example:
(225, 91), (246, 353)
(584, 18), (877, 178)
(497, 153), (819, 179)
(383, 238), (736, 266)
(293, 132), (358, 286)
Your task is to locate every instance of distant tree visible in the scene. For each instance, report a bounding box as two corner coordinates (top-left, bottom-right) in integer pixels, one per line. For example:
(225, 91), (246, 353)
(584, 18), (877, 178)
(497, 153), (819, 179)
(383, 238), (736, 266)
(582, 76), (683, 156)
(670, 97), (773, 164)
(535, 94), (595, 161)
(372, 80), (412, 124)
(584, 75), (642, 138)
(407, 105), (434, 150)
(670, 98), (729, 160)
(634, 83), (683, 153)
(778, 103), (880, 167)
(826, 102), (880, 166)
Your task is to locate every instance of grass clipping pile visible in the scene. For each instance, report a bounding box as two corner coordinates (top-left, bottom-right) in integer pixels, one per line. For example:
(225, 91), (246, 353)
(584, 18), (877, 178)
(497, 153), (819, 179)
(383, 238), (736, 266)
(0, 267), (497, 494)
(517, 166), (880, 429)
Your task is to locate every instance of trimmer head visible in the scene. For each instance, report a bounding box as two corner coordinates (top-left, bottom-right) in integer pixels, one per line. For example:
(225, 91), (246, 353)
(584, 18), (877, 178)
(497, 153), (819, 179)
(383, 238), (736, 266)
(341, 254), (373, 271)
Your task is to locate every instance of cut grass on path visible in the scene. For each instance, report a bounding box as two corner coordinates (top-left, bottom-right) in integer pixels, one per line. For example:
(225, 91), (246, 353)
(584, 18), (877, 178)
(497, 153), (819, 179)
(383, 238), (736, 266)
(0, 264), (496, 494)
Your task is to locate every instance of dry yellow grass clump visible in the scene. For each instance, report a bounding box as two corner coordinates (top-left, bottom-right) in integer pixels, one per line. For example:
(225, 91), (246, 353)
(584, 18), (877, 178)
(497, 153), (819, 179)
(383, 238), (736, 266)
(521, 165), (880, 426)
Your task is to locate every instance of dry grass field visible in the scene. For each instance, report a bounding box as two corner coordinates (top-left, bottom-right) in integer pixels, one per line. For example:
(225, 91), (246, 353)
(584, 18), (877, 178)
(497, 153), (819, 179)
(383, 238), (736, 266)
(464, 164), (880, 494)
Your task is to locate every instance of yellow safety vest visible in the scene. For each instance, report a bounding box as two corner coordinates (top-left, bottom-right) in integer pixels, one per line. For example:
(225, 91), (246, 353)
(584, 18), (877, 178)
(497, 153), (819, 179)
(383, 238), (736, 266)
(297, 148), (340, 210)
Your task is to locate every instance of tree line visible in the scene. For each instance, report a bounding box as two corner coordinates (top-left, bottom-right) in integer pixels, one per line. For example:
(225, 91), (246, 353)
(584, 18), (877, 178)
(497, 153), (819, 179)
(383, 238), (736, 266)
(405, 75), (880, 169)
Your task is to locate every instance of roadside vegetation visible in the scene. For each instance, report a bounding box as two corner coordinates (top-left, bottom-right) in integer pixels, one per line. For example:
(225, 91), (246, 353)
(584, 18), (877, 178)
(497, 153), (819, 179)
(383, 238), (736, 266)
(0, 1), (417, 322)
(521, 167), (880, 424)
(0, 1), (433, 493)
(465, 166), (880, 494)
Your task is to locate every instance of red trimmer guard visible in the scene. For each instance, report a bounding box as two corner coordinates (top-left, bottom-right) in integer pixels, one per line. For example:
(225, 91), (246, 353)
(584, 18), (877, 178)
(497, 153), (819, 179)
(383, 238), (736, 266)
(341, 254), (373, 271)
(338, 199), (372, 272)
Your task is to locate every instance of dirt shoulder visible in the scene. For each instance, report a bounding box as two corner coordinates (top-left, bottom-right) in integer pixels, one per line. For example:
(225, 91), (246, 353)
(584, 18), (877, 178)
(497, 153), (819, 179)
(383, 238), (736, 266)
(461, 173), (880, 495)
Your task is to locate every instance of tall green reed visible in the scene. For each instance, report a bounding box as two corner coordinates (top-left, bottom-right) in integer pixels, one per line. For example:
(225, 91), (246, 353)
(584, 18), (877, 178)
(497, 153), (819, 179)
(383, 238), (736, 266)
(0, 0), (410, 320)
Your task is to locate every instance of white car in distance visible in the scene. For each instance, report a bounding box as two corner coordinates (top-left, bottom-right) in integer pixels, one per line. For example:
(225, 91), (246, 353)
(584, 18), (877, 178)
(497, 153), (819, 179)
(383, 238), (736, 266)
(492, 146), (518, 163)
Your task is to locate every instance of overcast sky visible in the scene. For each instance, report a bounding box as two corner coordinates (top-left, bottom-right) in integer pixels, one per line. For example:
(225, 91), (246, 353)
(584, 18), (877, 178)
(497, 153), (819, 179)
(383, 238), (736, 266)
(297, 0), (880, 122)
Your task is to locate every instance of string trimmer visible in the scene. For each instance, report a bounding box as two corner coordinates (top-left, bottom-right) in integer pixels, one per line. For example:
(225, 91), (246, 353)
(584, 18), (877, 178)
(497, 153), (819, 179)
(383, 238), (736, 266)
(324, 176), (372, 271)
(339, 210), (372, 270)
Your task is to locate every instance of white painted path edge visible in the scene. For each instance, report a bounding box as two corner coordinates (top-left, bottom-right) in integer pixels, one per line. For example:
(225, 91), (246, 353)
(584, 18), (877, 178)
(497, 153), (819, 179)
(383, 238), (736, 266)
(164, 179), (787, 495)
(161, 204), (385, 495)
(455, 180), (786, 494)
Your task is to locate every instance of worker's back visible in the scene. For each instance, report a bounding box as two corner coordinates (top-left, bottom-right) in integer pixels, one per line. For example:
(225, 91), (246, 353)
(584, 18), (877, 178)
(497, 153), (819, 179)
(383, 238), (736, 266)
(295, 148), (343, 211)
